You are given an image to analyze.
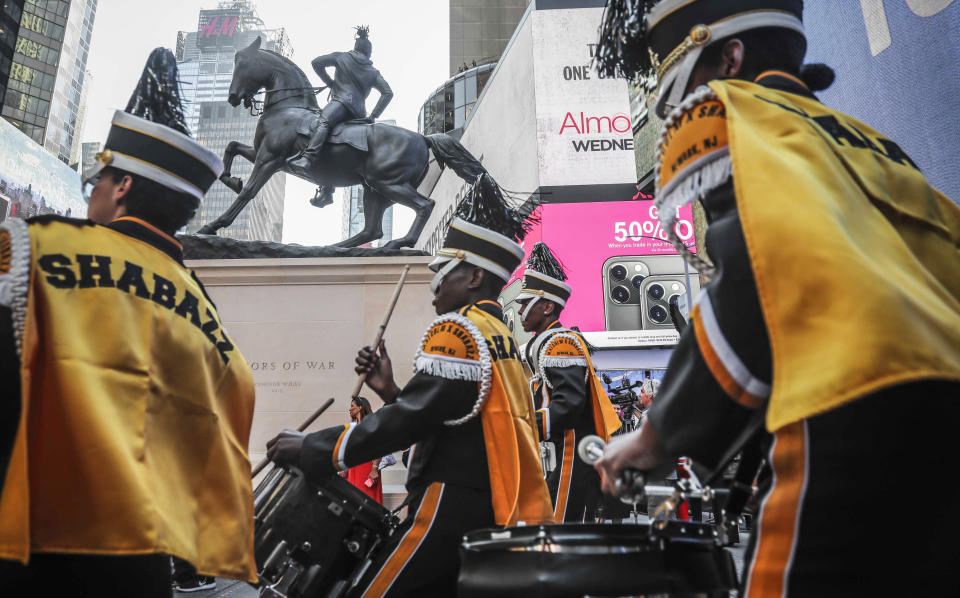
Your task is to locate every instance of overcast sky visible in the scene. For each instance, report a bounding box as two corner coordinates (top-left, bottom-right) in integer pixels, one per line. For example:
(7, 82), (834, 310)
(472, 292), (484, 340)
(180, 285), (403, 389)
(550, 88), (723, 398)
(83, 0), (448, 245)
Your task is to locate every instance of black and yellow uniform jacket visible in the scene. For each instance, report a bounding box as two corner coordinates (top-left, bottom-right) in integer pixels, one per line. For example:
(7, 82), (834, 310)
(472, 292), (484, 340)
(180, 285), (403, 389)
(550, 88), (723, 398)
(648, 71), (960, 467)
(301, 300), (554, 526)
(0, 216), (257, 581)
(525, 320), (620, 443)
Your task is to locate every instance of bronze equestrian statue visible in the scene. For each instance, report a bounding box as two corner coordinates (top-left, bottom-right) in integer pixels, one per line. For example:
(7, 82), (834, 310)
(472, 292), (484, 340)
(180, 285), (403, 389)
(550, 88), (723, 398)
(198, 31), (486, 249)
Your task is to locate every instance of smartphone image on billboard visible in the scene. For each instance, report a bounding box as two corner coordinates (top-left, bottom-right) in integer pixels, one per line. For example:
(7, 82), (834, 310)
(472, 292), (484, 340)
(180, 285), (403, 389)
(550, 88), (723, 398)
(640, 275), (693, 330)
(602, 255), (699, 331)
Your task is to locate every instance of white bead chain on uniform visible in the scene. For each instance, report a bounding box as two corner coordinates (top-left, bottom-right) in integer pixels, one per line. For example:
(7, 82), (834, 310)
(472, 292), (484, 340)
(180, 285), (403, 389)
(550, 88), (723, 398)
(1, 219), (31, 360)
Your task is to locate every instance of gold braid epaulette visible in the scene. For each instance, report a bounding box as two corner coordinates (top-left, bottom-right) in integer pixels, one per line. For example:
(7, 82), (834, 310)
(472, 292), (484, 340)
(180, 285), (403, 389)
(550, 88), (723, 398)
(655, 24), (712, 86)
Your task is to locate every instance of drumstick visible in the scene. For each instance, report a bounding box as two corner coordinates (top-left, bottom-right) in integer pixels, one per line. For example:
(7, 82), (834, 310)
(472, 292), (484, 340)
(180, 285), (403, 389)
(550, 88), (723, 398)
(350, 264), (410, 400)
(252, 265), (411, 478)
(252, 397), (335, 477)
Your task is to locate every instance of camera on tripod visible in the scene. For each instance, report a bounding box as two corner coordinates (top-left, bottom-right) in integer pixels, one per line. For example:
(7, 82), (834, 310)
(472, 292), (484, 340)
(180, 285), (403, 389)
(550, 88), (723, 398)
(601, 374), (643, 406)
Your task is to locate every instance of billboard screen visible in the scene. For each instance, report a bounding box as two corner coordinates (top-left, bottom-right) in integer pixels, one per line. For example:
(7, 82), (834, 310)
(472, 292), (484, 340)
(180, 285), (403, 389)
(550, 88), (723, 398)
(499, 8), (699, 349)
(532, 8), (637, 189)
(197, 9), (240, 49)
(503, 195), (698, 349)
(0, 118), (84, 222)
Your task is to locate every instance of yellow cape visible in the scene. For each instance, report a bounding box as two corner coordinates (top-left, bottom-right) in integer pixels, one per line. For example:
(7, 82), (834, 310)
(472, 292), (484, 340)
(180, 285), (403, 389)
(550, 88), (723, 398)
(710, 79), (960, 430)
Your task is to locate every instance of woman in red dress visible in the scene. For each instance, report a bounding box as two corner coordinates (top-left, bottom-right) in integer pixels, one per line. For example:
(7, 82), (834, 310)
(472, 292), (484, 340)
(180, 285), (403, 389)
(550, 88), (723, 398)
(345, 397), (383, 504)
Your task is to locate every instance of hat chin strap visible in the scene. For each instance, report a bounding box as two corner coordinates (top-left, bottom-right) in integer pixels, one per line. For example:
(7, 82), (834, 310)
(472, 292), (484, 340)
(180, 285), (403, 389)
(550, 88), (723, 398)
(430, 258), (462, 294)
(655, 47), (704, 119)
(519, 295), (541, 323)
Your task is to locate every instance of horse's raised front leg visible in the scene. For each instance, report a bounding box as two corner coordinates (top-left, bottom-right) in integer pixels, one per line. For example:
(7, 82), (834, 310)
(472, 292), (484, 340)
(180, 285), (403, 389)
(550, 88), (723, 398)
(220, 141), (256, 194)
(197, 155), (282, 235)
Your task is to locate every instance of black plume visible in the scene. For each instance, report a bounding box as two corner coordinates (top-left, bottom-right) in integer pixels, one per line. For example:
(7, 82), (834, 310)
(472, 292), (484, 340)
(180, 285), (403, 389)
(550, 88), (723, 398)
(527, 242), (567, 281)
(354, 25), (370, 39)
(668, 295), (687, 333)
(455, 173), (538, 242)
(594, 0), (658, 79)
(800, 63), (835, 92)
(124, 48), (190, 136)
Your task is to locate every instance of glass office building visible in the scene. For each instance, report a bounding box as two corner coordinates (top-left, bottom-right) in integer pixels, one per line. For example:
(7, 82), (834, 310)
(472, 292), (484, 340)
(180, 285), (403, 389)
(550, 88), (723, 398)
(421, 0), (529, 137)
(418, 61), (494, 136)
(79, 138), (96, 172)
(0, 0), (25, 107)
(2, 0), (97, 165)
(178, 0), (290, 242)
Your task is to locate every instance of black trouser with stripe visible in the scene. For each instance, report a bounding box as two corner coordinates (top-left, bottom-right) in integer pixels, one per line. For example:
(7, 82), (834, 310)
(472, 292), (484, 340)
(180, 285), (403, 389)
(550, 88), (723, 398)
(0, 553), (171, 597)
(743, 381), (960, 597)
(351, 482), (494, 598)
(546, 429), (602, 523)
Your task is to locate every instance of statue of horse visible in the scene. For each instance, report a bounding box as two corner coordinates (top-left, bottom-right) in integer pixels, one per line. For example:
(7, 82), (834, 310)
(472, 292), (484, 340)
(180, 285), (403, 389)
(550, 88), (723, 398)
(197, 37), (487, 248)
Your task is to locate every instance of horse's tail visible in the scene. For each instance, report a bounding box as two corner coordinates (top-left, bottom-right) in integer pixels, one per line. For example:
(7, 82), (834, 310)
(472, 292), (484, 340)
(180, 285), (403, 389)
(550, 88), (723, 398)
(424, 133), (487, 182)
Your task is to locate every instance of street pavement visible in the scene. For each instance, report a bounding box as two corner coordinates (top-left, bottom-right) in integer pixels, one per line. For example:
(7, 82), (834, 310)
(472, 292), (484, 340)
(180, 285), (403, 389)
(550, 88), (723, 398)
(179, 525), (751, 597)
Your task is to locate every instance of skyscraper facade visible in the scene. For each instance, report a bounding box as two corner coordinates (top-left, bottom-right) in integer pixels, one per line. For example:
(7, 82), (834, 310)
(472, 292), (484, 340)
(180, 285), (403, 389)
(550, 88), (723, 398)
(2, 0), (97, 165)
(178, 0), (289, 242)
(449, 0), (528, 76)
(79, 139), (97, 173)
(0, 0), (26, 106)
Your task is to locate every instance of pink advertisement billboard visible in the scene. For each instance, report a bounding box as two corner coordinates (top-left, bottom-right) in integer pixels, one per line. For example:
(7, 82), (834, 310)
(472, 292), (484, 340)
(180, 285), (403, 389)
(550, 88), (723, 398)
(501, 193), (699, 349)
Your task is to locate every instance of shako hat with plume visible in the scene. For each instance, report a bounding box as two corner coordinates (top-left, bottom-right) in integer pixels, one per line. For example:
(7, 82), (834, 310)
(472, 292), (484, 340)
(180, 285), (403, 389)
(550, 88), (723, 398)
(428, 173), (537, 293)
(516, 242), (572, 322)
(595, 0), (805, 118)
(82, 47), (223, 205)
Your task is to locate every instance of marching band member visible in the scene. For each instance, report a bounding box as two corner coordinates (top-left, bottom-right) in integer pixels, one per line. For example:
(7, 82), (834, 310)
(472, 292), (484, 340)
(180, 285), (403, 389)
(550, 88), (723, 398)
(592, 1), (960, 596)
(267, 173), (553, 597)
(517, 243), (621, 522)
(0, 49), (257, 596)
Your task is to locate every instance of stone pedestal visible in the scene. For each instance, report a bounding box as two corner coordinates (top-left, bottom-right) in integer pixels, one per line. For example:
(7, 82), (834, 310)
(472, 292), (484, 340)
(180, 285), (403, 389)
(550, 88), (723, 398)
(189, 256), (436, 502)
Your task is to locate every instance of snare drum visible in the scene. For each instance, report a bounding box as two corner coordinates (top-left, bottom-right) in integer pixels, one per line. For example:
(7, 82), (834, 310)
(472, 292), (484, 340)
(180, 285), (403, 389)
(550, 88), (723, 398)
(253, 466), (395, 598)
(458, 522), (736, 598)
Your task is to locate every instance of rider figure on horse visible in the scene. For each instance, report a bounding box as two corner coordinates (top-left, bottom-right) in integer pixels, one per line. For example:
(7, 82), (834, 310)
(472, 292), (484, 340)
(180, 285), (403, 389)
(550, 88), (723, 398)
(289, 26), (393, 207)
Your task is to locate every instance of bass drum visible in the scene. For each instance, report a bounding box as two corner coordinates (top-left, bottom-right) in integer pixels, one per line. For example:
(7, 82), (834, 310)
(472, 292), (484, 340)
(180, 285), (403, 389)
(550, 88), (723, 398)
(459, 522), (736, 598)
(253, 467), (395, 598)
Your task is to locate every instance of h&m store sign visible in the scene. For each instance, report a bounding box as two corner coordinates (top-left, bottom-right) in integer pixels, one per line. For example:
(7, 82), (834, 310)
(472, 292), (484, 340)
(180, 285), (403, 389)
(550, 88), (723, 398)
(197, 10), (239, 47)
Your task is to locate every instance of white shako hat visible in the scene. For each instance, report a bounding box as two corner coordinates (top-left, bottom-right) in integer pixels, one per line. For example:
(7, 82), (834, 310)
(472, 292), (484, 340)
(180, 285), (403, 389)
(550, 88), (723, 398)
(594, 0), (805, 118)
(517, 242), (572, 322)
(82, 48), (223, 204)
(428, 173), (533, 293)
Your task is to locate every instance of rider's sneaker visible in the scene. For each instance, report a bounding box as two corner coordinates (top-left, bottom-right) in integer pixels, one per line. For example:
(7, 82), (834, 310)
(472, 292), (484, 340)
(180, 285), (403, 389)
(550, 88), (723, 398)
(173, 576), (217, 593)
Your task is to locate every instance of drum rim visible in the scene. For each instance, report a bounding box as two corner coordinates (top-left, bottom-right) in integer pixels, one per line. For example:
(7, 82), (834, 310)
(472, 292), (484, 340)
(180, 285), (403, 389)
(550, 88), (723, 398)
(461, 521), (718, 551)
(461, 536), (667, 553)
